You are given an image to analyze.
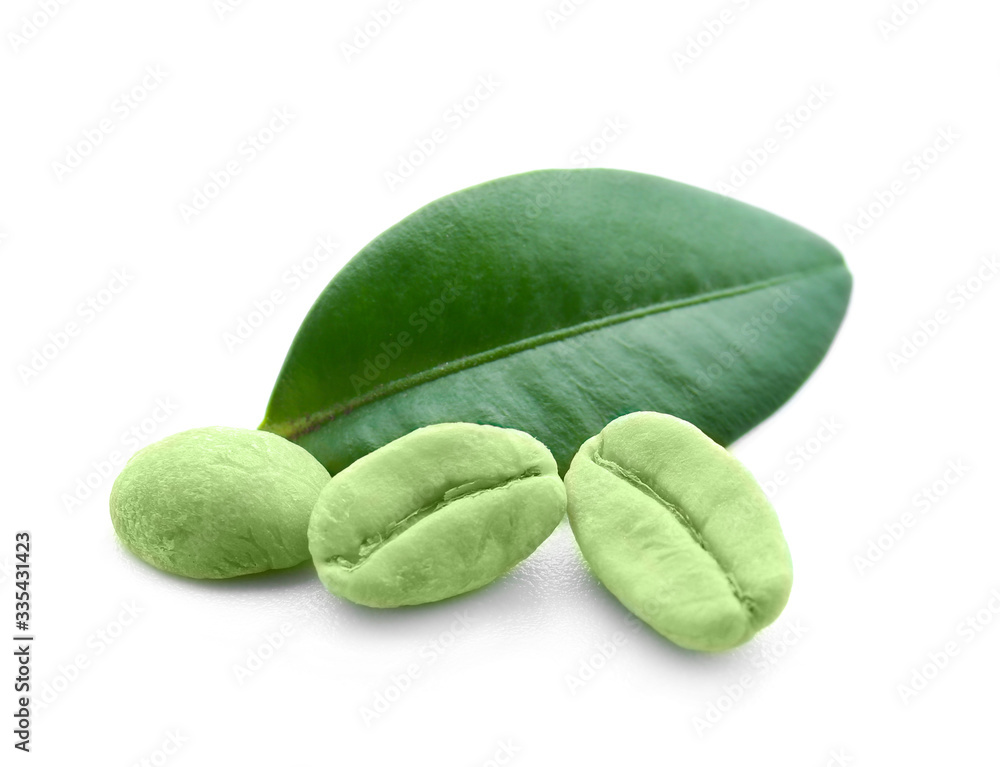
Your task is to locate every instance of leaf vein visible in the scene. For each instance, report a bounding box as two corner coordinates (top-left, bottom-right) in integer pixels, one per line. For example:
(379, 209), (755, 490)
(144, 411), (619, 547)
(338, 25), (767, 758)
(272, 263), (845, 439)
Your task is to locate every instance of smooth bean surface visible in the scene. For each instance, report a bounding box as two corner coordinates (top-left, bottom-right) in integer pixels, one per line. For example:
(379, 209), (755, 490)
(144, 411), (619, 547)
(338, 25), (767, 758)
(110, 426), (330, 579)
(565, 411), (792, 651)
(309, 422), (566, 607)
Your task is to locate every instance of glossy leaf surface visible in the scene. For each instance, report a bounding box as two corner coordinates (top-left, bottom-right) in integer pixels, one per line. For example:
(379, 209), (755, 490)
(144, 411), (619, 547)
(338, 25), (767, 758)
(261, 169), (851, 475)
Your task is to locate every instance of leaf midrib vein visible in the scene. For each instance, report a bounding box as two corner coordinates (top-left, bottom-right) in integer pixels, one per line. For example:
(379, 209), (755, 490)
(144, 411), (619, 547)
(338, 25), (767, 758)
(274, 263), (843, 439)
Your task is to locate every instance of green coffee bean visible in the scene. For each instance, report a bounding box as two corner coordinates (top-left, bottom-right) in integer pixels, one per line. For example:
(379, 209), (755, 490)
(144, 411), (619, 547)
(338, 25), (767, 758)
(308, 422), (566, 607)
(110, 426), (330, 579)
(565, 411), (792, 651)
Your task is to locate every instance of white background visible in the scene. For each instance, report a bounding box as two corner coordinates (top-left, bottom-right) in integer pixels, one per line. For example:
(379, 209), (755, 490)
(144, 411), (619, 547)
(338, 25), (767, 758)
(3, 0), (999, 764)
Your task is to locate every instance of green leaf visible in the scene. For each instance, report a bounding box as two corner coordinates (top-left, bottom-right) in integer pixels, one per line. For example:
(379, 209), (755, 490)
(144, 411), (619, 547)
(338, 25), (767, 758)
(260, 169), (851, 475)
